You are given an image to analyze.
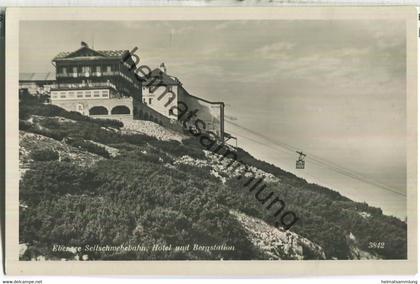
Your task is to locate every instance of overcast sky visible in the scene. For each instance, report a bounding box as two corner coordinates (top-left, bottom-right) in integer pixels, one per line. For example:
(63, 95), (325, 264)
(20, 20), (407, 218)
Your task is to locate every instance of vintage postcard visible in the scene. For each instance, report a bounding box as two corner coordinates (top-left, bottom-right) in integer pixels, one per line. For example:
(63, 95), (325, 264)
(4, 7), (418, 275)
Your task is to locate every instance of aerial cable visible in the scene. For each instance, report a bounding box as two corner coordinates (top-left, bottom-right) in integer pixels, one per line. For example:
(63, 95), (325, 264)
(225, 119), (405, 197)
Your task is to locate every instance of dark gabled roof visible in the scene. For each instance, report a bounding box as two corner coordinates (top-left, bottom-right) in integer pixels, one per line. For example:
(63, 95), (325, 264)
(20, 72), (56, 82)
(143, 68), (180, 87)
(53, 46), (128, 61)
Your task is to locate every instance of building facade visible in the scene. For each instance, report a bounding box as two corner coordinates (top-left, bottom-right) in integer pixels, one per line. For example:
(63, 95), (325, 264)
(142, 67), (180, 119)
(19, 42), (230, 142)
(140, 64), (226, 141)
(19, 72), (56, 96)
(50, 42), (141, 116)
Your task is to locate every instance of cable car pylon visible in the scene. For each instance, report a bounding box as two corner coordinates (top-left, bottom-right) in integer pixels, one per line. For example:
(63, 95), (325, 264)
(296, 151), (306, 169)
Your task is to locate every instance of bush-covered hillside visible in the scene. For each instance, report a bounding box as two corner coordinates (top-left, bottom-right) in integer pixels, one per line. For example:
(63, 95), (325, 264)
(19, 99), (407, 260)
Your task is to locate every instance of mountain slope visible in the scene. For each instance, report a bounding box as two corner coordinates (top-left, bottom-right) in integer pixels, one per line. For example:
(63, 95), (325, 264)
(18, 100), (407, 260)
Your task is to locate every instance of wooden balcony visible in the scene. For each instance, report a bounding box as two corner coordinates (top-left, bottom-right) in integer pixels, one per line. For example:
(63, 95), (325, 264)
(50, 81), (117, 91)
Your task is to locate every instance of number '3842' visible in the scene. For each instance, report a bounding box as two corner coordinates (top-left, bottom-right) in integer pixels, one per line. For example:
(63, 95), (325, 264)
(368, 242), (385, 249)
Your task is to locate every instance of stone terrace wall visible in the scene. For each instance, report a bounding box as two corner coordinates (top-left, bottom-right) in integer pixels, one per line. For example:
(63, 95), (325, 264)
(133, 100), (185, 133)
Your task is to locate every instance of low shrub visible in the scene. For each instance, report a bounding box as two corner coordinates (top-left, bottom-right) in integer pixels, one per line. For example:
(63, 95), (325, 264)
(67, 138), (110, 158)
(30, 149), (59, 161)
(90, 118), (124, 128)
(30, 127), (66, 141)
(19, 120), (32, 131)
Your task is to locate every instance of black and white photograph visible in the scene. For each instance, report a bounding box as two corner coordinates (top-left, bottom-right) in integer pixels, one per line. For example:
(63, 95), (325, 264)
(3, 6), (418, 276)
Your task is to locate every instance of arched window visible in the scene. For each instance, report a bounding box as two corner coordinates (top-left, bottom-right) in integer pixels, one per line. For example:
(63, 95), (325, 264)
(111, 105), (131, 115)
(89, 106), (108, 115)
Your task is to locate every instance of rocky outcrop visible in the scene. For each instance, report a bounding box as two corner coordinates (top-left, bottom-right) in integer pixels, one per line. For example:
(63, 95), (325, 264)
(19, 131), (102, 179)
(118, 117), (186, 142)
(173, 151), (279, 184)
(230, 210), (326, 260)
(346, 232), (379, 260)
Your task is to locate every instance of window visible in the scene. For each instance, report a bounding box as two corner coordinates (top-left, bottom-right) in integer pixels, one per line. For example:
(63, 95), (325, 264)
(62, 67), (67, 74)
(149, 98), (152, 104)
(94, 91), (100, 97)
(82, 66), (91, 73)
(60, 95), (66, 98)
(96, 66), (101, 73)
(106, 66), (112, 73)
(77, 91), (83, 98)
(72, 66), (78, 77)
